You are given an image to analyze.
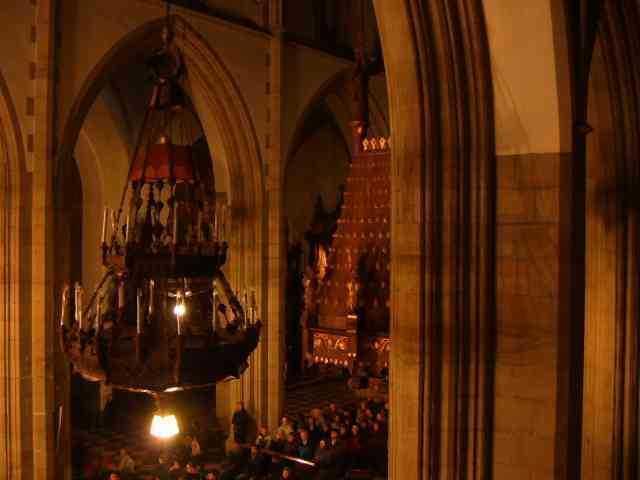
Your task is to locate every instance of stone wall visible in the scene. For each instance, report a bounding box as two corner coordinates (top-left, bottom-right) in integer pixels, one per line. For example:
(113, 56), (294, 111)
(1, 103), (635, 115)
(486, 1), (571, 477)
(495, 152), (562, 478)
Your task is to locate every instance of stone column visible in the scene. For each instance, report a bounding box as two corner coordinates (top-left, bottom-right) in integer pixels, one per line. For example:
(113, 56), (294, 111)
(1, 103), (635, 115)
(374, 1), (495, 478)
(266, 0), (286, 432)
(581, 3), (640, 478)
(32, 0), (57, 478)
(0, 75), (28, 480)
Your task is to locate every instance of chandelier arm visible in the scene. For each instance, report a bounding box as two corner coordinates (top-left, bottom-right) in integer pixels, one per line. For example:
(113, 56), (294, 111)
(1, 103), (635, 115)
(114, 97), (155, 233)
(188, 287), (210, 297)
(137, 114), (157, 190)
(81, 269), (115, 318)
(212, 270), (246, 326)
(108, 380), (224, 396)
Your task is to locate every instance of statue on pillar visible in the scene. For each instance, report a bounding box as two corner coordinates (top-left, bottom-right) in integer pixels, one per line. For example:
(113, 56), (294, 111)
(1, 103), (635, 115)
(346, 277), (360, 315)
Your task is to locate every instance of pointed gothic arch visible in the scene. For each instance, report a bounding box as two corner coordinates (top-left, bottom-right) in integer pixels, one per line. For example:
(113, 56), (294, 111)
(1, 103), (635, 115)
(54, 12), (268, 442)
(284, 68), (389, 168)
(57, 15), (265, 236)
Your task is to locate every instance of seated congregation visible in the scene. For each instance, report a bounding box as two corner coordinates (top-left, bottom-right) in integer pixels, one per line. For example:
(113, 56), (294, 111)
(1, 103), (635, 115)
(223, 399), (389, 480)
(80, 397), (388, 480)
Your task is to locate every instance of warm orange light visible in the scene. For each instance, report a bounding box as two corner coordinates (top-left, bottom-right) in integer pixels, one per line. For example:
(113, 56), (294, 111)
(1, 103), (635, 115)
(150, 414), (179, 439)
(173, 302), (186, 317)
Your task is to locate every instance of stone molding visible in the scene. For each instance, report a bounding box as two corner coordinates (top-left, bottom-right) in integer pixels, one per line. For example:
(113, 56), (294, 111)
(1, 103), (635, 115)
(0, 68), (27, 480)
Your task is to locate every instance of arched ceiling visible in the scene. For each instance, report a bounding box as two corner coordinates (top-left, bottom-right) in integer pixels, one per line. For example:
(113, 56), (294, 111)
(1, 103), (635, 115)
(75, 47), (230, 198)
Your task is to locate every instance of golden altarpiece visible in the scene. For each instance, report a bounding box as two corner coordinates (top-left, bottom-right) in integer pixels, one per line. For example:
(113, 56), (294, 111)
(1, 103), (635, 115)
(300, 126), (391, 380)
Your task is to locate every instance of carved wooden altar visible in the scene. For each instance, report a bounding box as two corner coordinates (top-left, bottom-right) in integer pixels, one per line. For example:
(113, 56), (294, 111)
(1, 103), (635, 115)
(301, 132), (391, 375)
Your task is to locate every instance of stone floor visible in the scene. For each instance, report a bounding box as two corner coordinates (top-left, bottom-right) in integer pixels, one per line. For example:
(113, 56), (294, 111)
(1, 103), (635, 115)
(284, 377), (360, 417)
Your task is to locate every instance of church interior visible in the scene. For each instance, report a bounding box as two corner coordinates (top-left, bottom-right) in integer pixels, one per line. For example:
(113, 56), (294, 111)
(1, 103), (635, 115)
(0, 0), (639, 479)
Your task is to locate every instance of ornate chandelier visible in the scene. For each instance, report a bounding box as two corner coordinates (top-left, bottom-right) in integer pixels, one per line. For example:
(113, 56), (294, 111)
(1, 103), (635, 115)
(59, 17), (261, 436)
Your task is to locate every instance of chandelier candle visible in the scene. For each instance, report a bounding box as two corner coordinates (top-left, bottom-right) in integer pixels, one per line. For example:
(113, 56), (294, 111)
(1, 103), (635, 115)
(149, 279), (155, 315)
(96, 296), (102, 331)
(125, 213), (131, 243)
(118, 279), (125, 309)
(137, 288), (143, 334)
(175, 292), (184, 336)
(211, 282), (217, 332)
(250, 290), (257, 324)
(172, 198), (178, 246)
(75, 283), (84, 330)
(110, 210), (117, 242)
(60, 284), (69, 327)
(101, 207), (108, 243)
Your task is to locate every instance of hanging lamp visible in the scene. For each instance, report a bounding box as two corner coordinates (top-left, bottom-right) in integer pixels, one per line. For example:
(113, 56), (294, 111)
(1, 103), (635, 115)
(59, 10), (261, 417)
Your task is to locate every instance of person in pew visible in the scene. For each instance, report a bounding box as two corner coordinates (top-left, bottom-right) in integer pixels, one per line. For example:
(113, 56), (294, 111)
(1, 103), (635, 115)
(270, 430), (286, 452)
(188, 435), (202, 460)
(185, 461), (203, 479)
(235, 445), (267, 480)
(277, 416), (294, 438)
(297, 429), (314, 461)
(313, 439), (340, 480)
(255, 425), (272, 449)
(305, 416), (321, 446)
(327, 429), (348, 478)
(313, 439), (328, 459)
(279, 466), (296, 479)
(266, 429), (286, 475)
(168, 459), (182, 474)
(283, 432), (299, 457)
(232, 401), (250, 444)
(318, 423), (330, 440)
(117, 448), (136, 474)
(328, 429), (342, 450)
(324, 403), (338, 419)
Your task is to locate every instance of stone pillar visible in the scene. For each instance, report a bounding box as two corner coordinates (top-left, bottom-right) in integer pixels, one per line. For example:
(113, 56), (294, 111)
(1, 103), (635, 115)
(266, 0), (286, 432)
(0, 75), (28, 480)
(581, 4), (640, 478)
(32, 0), (57, 478)
(374, 1), (495, 478)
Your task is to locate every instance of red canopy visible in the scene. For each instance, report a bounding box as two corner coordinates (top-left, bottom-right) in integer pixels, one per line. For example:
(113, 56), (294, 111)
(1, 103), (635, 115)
(129, 143), (194, 182)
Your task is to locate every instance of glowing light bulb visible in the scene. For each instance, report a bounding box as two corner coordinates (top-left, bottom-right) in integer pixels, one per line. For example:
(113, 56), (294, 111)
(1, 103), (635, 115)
(173, 303), (186, 317)
(150, 414), (179, 439)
